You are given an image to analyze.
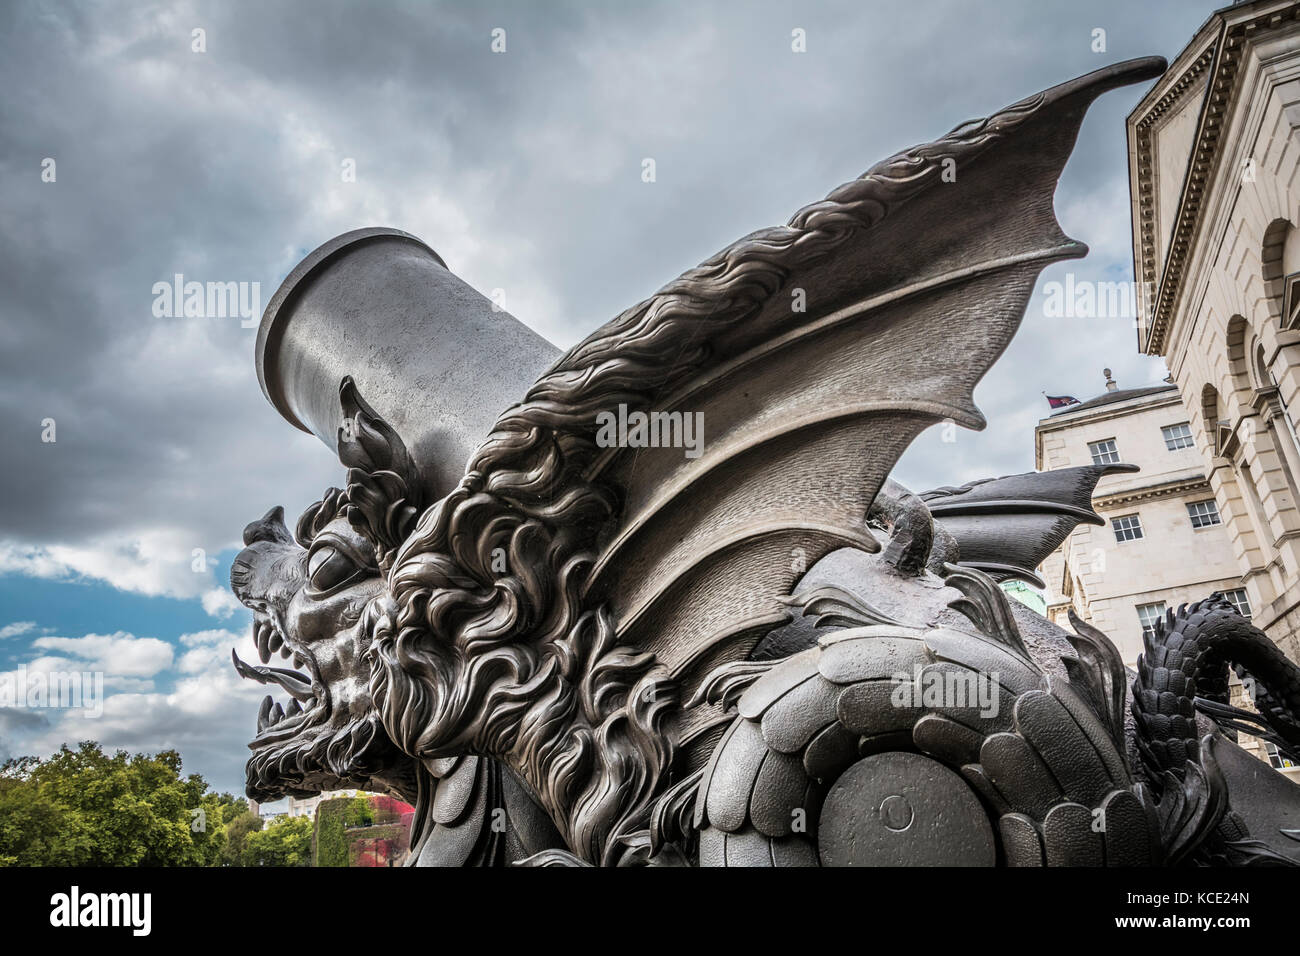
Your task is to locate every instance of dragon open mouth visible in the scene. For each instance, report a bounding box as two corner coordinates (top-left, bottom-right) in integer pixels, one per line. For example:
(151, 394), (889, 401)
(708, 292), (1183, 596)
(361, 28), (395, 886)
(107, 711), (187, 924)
(232, 609), (332, 748)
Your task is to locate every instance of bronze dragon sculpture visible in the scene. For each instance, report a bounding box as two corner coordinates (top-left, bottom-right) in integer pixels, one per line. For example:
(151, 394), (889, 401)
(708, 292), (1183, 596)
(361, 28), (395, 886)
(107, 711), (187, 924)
(227, 56), (1300, 866)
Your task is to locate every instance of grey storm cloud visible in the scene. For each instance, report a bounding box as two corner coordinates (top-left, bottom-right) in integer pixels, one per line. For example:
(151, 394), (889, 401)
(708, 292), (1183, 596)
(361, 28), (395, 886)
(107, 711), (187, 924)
(0, 0), (1214, 586)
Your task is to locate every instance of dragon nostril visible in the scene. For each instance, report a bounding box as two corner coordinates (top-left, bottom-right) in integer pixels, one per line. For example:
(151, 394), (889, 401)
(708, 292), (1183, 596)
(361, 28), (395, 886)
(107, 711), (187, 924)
(242, 505), (292, 546)
(229, 556), (255, 596)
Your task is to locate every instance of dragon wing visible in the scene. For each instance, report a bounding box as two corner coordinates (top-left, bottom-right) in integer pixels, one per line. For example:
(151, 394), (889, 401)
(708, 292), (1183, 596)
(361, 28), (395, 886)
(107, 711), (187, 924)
(921, 462), (1141, 587)
(443, 58), (1165, 755)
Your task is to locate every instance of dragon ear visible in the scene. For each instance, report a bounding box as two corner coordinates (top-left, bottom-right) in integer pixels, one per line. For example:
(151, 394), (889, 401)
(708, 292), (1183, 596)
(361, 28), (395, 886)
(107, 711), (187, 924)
(337, 376), (418, 479)
(337, 376), (424, 566)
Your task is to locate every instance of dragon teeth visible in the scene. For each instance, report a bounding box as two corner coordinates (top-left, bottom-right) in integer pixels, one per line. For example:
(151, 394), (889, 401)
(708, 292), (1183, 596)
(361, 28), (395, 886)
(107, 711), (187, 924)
(256, 623), (271, 664)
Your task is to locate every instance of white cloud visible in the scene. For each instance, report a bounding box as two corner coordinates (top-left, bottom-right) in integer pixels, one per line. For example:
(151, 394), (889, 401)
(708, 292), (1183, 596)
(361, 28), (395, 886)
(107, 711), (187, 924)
(0, 532), (244, 622)
(15, 659), (268, 793)
(175, 628), (244, 674)
(0, 624), (262, 791)
(201, 588), (243, 619)
(178, 627), (244, 647)
(0, 621), (37, 640)
(31, 631), (174, 677)
(0, 533), (201, 598)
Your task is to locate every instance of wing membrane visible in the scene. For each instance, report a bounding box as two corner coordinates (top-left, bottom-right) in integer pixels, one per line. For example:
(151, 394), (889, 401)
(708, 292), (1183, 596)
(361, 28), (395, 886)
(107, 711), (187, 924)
(449, 58), (1165, 742)
(568, 60), (1166, 698)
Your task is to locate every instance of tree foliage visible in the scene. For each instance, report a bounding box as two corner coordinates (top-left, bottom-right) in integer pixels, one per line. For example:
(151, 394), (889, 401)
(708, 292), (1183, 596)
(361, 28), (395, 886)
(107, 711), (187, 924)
(220, 809), (264, 866)
(0, 740), (244, 866)
(312, 795), (374, 867)
(241, 814), (312, 866)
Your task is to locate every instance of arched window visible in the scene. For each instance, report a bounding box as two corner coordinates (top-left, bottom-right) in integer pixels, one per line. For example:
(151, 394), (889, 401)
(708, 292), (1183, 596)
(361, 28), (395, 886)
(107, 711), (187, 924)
(1262, 218), (1300, 328)
(1254, 341), (1272, 391)
(1248, 331), (1300, 515)
(1226, 315), (1253, 410)
(1201, 383), (1229, 457)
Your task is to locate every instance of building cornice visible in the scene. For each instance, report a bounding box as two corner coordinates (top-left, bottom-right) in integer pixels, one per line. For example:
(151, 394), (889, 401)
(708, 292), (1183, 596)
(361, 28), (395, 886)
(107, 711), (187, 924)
(1091, 474), (1211, 509)
(1132, 1), (1300, 356)
(1035, 391), (1184, 434)
(1130, 45), (1216, 352)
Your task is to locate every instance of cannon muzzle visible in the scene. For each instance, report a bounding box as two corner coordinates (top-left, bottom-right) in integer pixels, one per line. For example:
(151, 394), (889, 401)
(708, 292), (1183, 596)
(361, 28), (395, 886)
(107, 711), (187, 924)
(256, 227), (561, 500)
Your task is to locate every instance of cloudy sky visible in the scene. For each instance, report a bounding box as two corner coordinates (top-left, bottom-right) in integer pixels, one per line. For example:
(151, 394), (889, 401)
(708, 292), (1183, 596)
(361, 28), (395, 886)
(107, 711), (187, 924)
(0, 0), (1216, 795)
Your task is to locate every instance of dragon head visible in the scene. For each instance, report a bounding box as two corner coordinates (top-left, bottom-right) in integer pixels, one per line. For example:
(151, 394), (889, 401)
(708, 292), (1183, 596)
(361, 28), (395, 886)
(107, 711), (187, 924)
(229, 494), (412, 803)
(228, 371), (677, 863)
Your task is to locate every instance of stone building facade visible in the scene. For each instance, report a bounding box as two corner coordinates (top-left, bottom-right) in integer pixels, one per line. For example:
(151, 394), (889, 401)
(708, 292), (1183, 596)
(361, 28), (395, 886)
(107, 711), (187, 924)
(1036, 376), (1297, 777)
(1035, 376), (1245, 668)
(1129, 0), (1300, 669)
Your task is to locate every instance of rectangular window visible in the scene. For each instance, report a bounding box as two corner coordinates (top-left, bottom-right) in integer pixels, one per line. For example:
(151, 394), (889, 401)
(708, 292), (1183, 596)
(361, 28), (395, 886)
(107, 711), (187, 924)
(1222, 588), (1252, 619)
(1186, 499), (1221, 528)
(1136, 601), (1167, 641)
(1089, 438), (1121, 466)
(1161, 422), (1195, 451)
(1112, 513), (1143, 542)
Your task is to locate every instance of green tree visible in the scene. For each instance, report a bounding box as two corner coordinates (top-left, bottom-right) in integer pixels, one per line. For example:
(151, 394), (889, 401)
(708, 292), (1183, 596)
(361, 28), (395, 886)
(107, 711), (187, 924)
(241, 814), (312, 866)
(220, 809), (263, 866)
(0, 740), (249, 866)
(217, 793), (250, 825)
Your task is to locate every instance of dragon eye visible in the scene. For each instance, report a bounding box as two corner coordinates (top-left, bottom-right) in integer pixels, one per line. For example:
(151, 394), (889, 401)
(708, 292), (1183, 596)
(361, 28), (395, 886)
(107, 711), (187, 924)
(307, 545), (361, 593)
(303, 526), (377, 597)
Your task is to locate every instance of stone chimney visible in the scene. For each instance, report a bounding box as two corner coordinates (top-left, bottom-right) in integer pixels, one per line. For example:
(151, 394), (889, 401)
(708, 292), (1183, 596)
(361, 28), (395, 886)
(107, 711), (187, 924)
(1103, 368), (1118, 392)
